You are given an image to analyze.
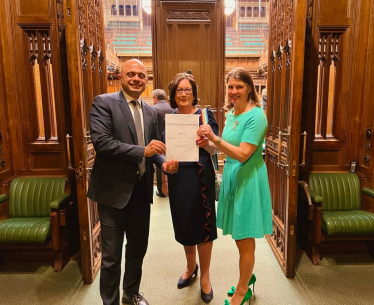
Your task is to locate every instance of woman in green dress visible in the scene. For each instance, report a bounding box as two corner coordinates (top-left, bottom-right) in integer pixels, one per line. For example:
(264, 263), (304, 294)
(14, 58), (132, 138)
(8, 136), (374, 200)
(198, 67), (272, 305)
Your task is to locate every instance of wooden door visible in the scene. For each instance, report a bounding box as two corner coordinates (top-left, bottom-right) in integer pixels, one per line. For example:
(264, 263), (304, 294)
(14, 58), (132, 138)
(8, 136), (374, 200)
(265, 0), (308, 277)
(152, 0), (225, 132)
(63, 0), (107, 284)
(0, 27), (12, 187)
(300, 0), (374, 178)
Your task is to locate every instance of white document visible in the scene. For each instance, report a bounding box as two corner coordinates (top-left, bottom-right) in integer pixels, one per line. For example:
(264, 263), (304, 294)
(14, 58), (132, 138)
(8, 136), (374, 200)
(165, 114), (199, 162)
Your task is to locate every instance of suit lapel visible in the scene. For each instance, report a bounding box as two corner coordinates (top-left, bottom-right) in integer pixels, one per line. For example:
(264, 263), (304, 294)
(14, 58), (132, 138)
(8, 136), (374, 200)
(118, 90), (138, 144)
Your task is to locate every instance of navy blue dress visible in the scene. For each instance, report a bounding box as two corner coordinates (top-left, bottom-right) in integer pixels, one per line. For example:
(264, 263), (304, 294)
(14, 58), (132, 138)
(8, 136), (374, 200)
(167, 108), (218, 246)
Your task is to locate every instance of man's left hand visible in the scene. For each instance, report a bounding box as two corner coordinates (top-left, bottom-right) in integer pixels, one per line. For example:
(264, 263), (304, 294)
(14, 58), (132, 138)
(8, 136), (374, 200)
(162, 160), (179, 174)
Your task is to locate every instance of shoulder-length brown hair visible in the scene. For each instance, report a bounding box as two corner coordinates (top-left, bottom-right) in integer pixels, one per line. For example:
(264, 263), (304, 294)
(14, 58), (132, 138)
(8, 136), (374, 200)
(168, 73), (198, 109)
(225, 67), (260, 110)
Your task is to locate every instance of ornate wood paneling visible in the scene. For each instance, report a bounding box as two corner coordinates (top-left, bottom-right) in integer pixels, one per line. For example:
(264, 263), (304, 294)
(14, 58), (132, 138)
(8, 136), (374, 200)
(0, 0), (106, 283)
(152, 0), (225, 133)
(0, 0), (67, 176)
(354, 0), (374, 186)
(17, 0), (51, 19)
(302, 0), (374, 184)
(265, 0), (307, 277)
(0, 27), (12, 185)
(64, 0), (106, 284)
(293, 0), (374, 260)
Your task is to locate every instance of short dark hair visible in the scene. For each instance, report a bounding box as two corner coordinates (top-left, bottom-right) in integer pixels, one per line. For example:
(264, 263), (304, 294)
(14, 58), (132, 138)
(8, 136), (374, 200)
(225, 67), (260, 110)
(152, 89), (167, 101)
(168, 73), (198, 109)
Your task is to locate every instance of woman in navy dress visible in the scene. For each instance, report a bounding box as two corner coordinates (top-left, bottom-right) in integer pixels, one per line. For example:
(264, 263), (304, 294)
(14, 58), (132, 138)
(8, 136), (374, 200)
(165, 72), (218, 303)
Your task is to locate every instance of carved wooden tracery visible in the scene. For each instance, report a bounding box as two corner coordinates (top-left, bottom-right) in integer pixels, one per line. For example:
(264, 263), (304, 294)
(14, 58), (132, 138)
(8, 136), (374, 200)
(167, 11), (210, 20)
(41, 33), (52, 64)
(266, 0), (301, 275)
(28, 32), (38, 65)
(76, 0), (103, 276)
(95, 0), (104, 75)
(315, 30), (344, 139)
(79, 0), (88, 69)
(271, 0), (277, 49)
(25, 29), (58, 141)
(56, 0), (65, 41)
(157, 0), (221, 3)
(277, 0), (285, 47)
(88, 0), (96, 72)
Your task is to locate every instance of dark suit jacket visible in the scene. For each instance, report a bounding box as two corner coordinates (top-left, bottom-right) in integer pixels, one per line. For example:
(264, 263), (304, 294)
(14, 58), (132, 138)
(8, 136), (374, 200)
(87, 90), (165, 208)
(152, 100), (173, 139)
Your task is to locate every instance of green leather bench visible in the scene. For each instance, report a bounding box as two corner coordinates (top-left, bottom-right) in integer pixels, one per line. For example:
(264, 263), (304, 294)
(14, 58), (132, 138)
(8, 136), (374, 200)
(298, 173), (374, 264)
(0, 177), (74, 272)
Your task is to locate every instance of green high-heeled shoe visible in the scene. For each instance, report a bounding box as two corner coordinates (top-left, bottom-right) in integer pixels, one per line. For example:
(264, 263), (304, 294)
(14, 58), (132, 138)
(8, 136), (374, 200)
(223, 287), (253, 305)
(227, 286), (236, 296)
(240, 287), (253, 305)
(227, 273), (256, 296)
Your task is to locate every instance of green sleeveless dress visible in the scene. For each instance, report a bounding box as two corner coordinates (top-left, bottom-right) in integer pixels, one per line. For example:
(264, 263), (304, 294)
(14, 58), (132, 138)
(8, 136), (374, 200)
(217, 107), (272, 239)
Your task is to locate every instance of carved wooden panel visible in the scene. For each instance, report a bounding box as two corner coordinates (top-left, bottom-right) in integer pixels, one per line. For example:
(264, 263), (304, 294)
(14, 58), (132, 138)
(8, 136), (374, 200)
(0, 0), (69, 175)
(265, 0), (307, 277)
(29, 152), (63, 170)
(17, 0), (50, 17)
(153, 0), (225, 133)
(301, 0), (374, 186)
(0, 51), (11, 181)
(63, 0), (106, 284)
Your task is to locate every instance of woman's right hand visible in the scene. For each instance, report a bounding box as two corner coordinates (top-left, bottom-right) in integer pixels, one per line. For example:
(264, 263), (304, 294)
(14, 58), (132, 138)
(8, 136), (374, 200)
(196, 135), (210, 149)
(197, 124), (215, 142)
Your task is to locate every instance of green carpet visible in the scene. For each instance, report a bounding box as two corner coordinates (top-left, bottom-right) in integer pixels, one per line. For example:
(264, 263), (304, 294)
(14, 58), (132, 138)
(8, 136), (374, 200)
(0, 193), (373, 305)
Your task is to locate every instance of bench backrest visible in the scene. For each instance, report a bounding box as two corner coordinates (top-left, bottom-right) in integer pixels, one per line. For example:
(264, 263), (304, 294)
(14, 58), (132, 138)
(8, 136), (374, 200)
(9, 177), (67, 217)
(308, 173), (361, 211)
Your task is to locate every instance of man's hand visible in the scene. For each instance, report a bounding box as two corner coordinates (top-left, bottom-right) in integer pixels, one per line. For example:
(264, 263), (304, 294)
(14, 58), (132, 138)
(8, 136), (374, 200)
(162, 160), (179, 174)
(144, 140), (166, 157)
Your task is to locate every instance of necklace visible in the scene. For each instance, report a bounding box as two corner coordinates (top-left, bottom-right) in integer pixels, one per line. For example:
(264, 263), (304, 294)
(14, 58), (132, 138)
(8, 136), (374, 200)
(233, 120), (239, 131)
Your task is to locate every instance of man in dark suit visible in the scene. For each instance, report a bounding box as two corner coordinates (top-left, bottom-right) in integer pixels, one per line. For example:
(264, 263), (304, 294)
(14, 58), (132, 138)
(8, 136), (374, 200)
(87, 59), (178, 305)
(152, 89), (173, 197)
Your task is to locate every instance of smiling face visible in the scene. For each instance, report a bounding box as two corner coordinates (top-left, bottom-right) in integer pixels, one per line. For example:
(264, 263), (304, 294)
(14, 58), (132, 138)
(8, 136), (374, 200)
(120, 59), (148, 100)
(174, 78), (194, 109)
(227, 77), (251, 109)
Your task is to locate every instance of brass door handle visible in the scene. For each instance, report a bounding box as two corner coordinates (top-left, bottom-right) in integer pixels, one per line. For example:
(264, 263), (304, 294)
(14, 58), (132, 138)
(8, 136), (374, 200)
(299, 131), (307, 167)
(66, 134), (74, 171)
(66, 134), (92, 180)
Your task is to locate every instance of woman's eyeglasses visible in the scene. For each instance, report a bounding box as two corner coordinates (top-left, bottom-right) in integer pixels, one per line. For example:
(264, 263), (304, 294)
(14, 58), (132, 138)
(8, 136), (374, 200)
(176, 88), (193, 95)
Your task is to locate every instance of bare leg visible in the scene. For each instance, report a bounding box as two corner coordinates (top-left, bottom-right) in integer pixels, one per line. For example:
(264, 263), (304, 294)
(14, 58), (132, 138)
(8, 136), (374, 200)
(181, 245), (197, 279)
(230, 238), (255, 305)
(197, 241), (213, 293)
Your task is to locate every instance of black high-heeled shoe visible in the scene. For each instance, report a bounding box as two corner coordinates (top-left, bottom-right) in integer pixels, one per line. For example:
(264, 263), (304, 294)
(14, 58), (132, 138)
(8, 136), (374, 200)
(177, 264), (199, 289)
(201, 285), (213, 303)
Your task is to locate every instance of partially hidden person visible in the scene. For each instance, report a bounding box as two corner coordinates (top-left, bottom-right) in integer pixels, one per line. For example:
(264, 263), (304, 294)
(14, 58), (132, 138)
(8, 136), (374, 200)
(152, 89), (173, 197)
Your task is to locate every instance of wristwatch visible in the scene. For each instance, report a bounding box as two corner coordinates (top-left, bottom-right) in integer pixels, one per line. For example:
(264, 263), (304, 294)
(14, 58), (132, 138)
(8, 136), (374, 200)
(215, 137), (222, 145)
